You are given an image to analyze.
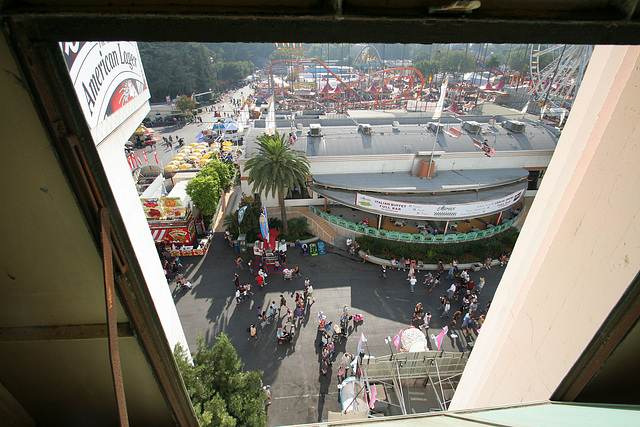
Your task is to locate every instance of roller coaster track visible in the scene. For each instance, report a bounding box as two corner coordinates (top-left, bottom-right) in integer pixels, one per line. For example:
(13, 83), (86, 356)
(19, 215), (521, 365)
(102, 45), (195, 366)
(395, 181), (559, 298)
(268, 58), (425, 112)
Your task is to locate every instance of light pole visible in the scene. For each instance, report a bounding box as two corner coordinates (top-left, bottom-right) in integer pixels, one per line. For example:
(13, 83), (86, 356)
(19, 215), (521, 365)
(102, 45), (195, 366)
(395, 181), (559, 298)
(384, 336), (395, 361)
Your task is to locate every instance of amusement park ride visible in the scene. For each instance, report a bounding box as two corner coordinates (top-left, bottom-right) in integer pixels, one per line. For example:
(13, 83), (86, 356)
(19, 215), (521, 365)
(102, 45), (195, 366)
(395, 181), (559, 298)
(263, 43), (593, 116)
(267, 44), (426, 113)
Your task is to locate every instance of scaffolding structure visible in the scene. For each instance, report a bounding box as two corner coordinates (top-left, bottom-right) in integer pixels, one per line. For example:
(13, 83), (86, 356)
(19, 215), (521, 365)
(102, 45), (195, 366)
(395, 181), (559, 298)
(361, 349), (469, 415)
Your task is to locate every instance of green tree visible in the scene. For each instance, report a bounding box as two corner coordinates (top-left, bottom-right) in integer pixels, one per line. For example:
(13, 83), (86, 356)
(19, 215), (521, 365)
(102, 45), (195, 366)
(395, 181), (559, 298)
(244, 132), (310, 236)
(174, 94), (196, 116)
(174, 334), (266, 427)
(185, 158), (236, 218)
(185, 173), (221, 217)
(237, 194), (263, 242)
(201, 159), (236, 190)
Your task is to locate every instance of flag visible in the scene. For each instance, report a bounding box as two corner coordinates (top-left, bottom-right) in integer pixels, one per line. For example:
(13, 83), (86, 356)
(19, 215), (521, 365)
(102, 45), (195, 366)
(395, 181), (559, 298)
(238, 206), (248, 224)
(166, 95), (171, 105)
(143, 152), (148, 163)
(154, 150), (159, 164)
(126, 154), (133, 169)
(434, 326), (449, 350)
(433, 74), (449, 120)
(357, 332), (367, 356)
(393, 329), (403, 351)
(369, 385), (377, 409)
(259, 209), (269, 244)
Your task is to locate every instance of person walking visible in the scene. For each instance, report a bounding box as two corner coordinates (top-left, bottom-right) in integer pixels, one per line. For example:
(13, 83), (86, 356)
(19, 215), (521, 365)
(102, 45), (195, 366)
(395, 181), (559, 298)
(424, 312), (432, 330)
(263, 385), (272, 406)
(440, 301), (451, 318)
(477, 277), (485, 294)
(408, 275), (417, 293)
(248, 324), (258, 340)
(236, 256), (244, 270)
(293, 265), (302, 278)
(429, 276), (440, 292)
(447, 283), (456, 300)
(267, 303), (277, 324)
(259, 268), (268, 286)
(233, 273), (240, 288)
(379, 265), (387, 279)
(279, 295), (288, 315)
(450, 310), (462, 327)
(445, 264), (455, 280)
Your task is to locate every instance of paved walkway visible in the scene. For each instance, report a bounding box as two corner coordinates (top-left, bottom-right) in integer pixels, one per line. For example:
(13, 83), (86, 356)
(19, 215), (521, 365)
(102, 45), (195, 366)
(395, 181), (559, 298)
(173, 233), (505, 426)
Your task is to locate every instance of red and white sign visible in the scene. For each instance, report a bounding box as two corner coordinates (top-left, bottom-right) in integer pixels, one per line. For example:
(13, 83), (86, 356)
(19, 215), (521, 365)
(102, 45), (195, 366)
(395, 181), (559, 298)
(60, 41), (149, 141)
(355, 188), (525, 219)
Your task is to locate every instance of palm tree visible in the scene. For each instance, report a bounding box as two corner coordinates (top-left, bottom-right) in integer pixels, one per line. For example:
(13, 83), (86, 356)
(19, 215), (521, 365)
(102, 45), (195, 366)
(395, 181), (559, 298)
(244, 131), (310, 235)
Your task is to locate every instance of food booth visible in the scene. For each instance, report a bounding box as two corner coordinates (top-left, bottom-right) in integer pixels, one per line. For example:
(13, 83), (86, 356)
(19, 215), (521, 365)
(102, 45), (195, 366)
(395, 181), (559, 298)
(140, 180), (211, 256)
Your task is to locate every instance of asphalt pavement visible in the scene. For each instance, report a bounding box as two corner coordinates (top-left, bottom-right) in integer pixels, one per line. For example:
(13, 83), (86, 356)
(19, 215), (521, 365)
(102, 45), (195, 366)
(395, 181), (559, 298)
(173, 235), (505, 426)
(153, 84), (505, 425)
(131, 85), (253, 168)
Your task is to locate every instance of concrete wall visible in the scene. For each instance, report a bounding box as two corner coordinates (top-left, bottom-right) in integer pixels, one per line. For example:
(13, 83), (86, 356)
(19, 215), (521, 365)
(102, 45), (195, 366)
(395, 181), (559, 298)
(450, 45), (640, 409)
(97, 111), (191, 353)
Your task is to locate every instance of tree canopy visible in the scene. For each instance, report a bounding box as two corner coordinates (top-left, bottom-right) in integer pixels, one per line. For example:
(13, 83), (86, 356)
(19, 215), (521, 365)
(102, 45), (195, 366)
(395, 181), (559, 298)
(174, 95), (196, 116)
(138, 42), (257, 102)
(244, 132), (310, 235)
(174, 334), (267, 427)
(185, 159), (236, 218)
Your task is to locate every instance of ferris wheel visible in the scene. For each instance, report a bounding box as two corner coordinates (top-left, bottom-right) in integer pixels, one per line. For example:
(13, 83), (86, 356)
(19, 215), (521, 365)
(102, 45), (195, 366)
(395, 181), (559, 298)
(529, 44), (593, 109)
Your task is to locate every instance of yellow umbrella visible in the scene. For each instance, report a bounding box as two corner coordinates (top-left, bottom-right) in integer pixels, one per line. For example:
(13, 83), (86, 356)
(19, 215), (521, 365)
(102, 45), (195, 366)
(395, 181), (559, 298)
(189, 142), (199, 147)
(187, 155), (199, 161)
(179, 164), (192, 169)
(172, 156), (183, 161)
(165, 164), (178, 170)
(222, 141), (232, 146)
(199, 158), (211, 165)
(202, 153), (212, 159)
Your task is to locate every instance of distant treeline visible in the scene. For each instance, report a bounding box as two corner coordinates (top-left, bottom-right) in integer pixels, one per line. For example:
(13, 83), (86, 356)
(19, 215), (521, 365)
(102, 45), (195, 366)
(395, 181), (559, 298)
(138, 42), (275, 103)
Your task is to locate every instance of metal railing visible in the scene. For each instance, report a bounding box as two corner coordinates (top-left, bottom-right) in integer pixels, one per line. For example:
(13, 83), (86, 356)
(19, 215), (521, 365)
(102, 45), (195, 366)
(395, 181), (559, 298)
(308, 205), (522, 244)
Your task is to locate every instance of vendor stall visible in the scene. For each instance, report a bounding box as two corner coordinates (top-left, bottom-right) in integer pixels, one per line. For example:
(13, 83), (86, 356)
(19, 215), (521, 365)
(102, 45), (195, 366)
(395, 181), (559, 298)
(141, 181), (210, 256)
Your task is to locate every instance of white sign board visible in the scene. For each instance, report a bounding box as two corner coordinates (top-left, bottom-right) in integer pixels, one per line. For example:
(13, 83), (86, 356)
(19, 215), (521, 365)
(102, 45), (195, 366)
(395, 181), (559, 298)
(60, 41), (149, 139)
(355, 189), (525, 219)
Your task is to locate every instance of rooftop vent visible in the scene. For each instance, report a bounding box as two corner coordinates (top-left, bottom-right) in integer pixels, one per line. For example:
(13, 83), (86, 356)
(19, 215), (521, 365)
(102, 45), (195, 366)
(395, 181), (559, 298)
(463, 121), (481, 134)
(296, 123), (303, 130)
(392, 121), (400, 129)
(309, 123), (322, 136)
(428, 122), (444, 134)
(504, 120), (526, 133)
(361, 124), (373, 135)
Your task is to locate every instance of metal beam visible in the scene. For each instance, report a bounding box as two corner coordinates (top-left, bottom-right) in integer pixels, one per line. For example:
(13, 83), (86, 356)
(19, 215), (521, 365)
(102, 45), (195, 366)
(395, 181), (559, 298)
(0, 323), (134, 342)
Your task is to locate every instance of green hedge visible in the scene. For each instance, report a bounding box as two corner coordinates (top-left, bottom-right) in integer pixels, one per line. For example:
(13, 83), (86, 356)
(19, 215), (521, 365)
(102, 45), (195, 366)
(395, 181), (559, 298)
(356, 229), (519, 263)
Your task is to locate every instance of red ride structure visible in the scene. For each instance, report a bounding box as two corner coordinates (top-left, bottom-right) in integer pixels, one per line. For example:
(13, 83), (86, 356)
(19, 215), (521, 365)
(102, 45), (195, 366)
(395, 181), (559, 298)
(268, 58), (425, 112)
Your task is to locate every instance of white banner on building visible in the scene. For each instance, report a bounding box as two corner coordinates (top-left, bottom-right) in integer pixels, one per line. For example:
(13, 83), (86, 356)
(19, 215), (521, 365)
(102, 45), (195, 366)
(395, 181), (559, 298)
(355, 188), (525, 219)
(60, 41), (149, 131)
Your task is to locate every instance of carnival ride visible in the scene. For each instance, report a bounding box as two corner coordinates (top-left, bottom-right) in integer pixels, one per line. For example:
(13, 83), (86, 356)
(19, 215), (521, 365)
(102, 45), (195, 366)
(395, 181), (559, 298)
(268, 57), (425, 113)
(528, 44), (593, 109)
